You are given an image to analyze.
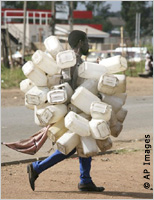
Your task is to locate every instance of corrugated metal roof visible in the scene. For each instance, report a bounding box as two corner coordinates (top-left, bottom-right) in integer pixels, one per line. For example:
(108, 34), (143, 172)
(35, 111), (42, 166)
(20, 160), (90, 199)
(55, 24), (109, 38)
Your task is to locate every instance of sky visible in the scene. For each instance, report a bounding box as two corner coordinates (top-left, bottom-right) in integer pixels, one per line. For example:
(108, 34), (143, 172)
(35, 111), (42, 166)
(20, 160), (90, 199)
(106, 1), (122, 12)
(76, 1), (122, 12)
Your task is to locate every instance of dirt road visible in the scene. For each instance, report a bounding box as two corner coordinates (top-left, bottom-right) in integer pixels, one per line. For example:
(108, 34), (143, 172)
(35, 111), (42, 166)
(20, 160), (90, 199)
(1, 77), (153, 199)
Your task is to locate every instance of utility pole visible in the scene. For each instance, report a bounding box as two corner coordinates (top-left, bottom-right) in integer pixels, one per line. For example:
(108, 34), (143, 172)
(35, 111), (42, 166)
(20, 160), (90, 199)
(135, 13), (141, 46)
(120, 26), (124, 56)
(51, 1), (55, 35)
(6, 26), (14, 69)
(69, 1), (73, 32)
(22, 1), (27, 64)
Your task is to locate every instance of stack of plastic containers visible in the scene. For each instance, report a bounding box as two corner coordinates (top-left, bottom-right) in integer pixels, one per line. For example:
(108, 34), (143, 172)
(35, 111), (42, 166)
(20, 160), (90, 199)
(20, 35), (128, 158)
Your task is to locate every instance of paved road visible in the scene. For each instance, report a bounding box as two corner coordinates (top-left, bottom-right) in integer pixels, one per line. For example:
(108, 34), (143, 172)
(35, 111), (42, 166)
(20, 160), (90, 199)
(1, 96), (153, 163)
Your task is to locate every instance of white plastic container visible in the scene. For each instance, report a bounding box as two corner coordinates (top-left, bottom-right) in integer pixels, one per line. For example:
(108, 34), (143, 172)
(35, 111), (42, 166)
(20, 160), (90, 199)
(98, 74), (126, 95)
(44, 36), (64, 58)
(25, 86), (49, 106)
(96, 137), (112, 152)
(71, 86), (101, 115)
(80, 79), (98, 95)
(56, 50), (76, 69)
(100, 93), (124, 113)
(67, 103), (82, 114)
(47, 118), (68, 143)
(53, 82), (73, 102)
(35, 103), (67, 126)
(56, 131), (80, 155)
(64, 111), (91, 137)
(90, 101), (112, 121)
(99, 55), (127, 74)
(76, 143), (89, 158)
(114, 93), (127, 105)
(116, 108), (128, 123)
(32, 50), (59, 75)
(47, 74), (61, 88)
(47, 89), (67, 104)
(20, 79), (34, 93)
(80, 136), (99, 157)
(25, 99), (35, 110)
(110, 121), (123, 137)
(78, 62), (108, 79)
(89, 119), (111, 140)
(109, 111), (118, 128)
(22, 61), (47, 86)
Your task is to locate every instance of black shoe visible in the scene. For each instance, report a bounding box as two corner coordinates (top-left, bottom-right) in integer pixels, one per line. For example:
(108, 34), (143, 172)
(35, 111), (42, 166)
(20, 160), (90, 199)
(78, 181), (105, 192)
(27, 164), (38, 191)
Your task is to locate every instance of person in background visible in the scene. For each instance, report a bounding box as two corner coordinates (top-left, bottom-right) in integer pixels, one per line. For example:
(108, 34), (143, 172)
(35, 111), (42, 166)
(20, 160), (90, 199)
(27, 30), (105, 192)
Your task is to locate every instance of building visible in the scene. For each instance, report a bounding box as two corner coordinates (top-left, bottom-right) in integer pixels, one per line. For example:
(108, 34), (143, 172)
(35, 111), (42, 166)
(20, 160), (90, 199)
(1, 8), (109, 53)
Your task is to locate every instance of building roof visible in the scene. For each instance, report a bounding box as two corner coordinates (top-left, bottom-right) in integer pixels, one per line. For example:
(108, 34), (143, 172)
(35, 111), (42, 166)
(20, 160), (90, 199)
(108, 17), (125, 26)
(55, 24), (109, 40)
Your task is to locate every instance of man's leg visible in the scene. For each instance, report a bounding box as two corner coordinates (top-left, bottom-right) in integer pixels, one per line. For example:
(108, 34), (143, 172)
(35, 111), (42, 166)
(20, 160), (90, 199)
(78, 157), (105, 192)
(27, 148), (76, 190)
(79, 157), (92, 184)
(33, 149), (76, 174)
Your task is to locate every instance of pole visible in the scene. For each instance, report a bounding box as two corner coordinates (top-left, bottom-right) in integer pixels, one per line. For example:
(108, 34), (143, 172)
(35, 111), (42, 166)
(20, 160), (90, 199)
(138, 13), (141, 46)
(69, 1), (73, 32)
(6, 26), (13, 69)
(120, 26), (124, 56)
(22, 1), (27, 64)
(51, 1), (55, 35)
(135, 13), (138, 46)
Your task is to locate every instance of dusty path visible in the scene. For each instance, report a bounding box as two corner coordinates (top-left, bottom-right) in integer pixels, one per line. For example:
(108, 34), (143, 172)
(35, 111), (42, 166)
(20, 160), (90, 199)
(1, 150), (153, 199)
(1, 77), (153, 199)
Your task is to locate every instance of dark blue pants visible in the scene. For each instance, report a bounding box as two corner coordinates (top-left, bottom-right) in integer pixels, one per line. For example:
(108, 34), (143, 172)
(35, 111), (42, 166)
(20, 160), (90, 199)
(32, 148), (92, 184)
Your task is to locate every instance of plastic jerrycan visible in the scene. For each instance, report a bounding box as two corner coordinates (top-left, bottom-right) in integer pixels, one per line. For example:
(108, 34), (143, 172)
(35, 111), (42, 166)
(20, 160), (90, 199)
(78, 61), (108, 80)
(116, 107), (128, 123)
(56, 50), (76, 69)
(25, 86), (49, 106)
(64, 111), (91, 137)
(56, 131), (80, 155)
(89, 119), (111, 140)
(110, 121), (123, 137)
(71, 86), (101, 115)
(32, 50), (59, 75)
(47, 118), (68, 143)
(22, 61), (47, 86)
(44, 36), (64, 59)
(90, 101), (112, 121)
(99, 55), (127, 74)
(80, 136), (99, 157)
(34, 103), (67, 126)
(96, 137), (112, 152)
(98, 74), (126, 95)
(20, 79), (34, 93)
(80, 79), (98, 95)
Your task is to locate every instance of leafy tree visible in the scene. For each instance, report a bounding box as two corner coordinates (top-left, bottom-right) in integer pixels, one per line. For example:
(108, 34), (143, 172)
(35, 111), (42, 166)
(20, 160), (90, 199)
(121, 1), (153, 39)
(2, 1), (78, 10)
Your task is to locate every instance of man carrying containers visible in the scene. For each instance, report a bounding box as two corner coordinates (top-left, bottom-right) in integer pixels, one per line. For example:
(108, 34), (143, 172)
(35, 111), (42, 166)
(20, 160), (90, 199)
(27, 30), (105, 192)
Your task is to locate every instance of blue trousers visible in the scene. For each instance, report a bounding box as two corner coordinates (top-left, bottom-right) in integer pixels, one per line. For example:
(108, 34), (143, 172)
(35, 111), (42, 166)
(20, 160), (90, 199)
(32, 148), (92, 184)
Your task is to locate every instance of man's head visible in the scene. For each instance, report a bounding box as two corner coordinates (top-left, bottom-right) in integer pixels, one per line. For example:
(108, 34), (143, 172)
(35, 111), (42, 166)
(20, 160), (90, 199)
(68, 30), (89, 56)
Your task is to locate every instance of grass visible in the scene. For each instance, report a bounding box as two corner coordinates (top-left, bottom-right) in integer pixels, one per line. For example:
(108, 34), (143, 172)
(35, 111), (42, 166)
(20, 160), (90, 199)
(1, 65), (26, 89)
(124, 61), (145, 77)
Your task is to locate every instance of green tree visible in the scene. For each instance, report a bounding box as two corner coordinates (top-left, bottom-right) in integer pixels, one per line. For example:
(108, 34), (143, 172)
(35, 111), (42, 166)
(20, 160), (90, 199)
(78, 1), (113, 33)
(121, 1), (153, 39)
(2, 1), (78, 10)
